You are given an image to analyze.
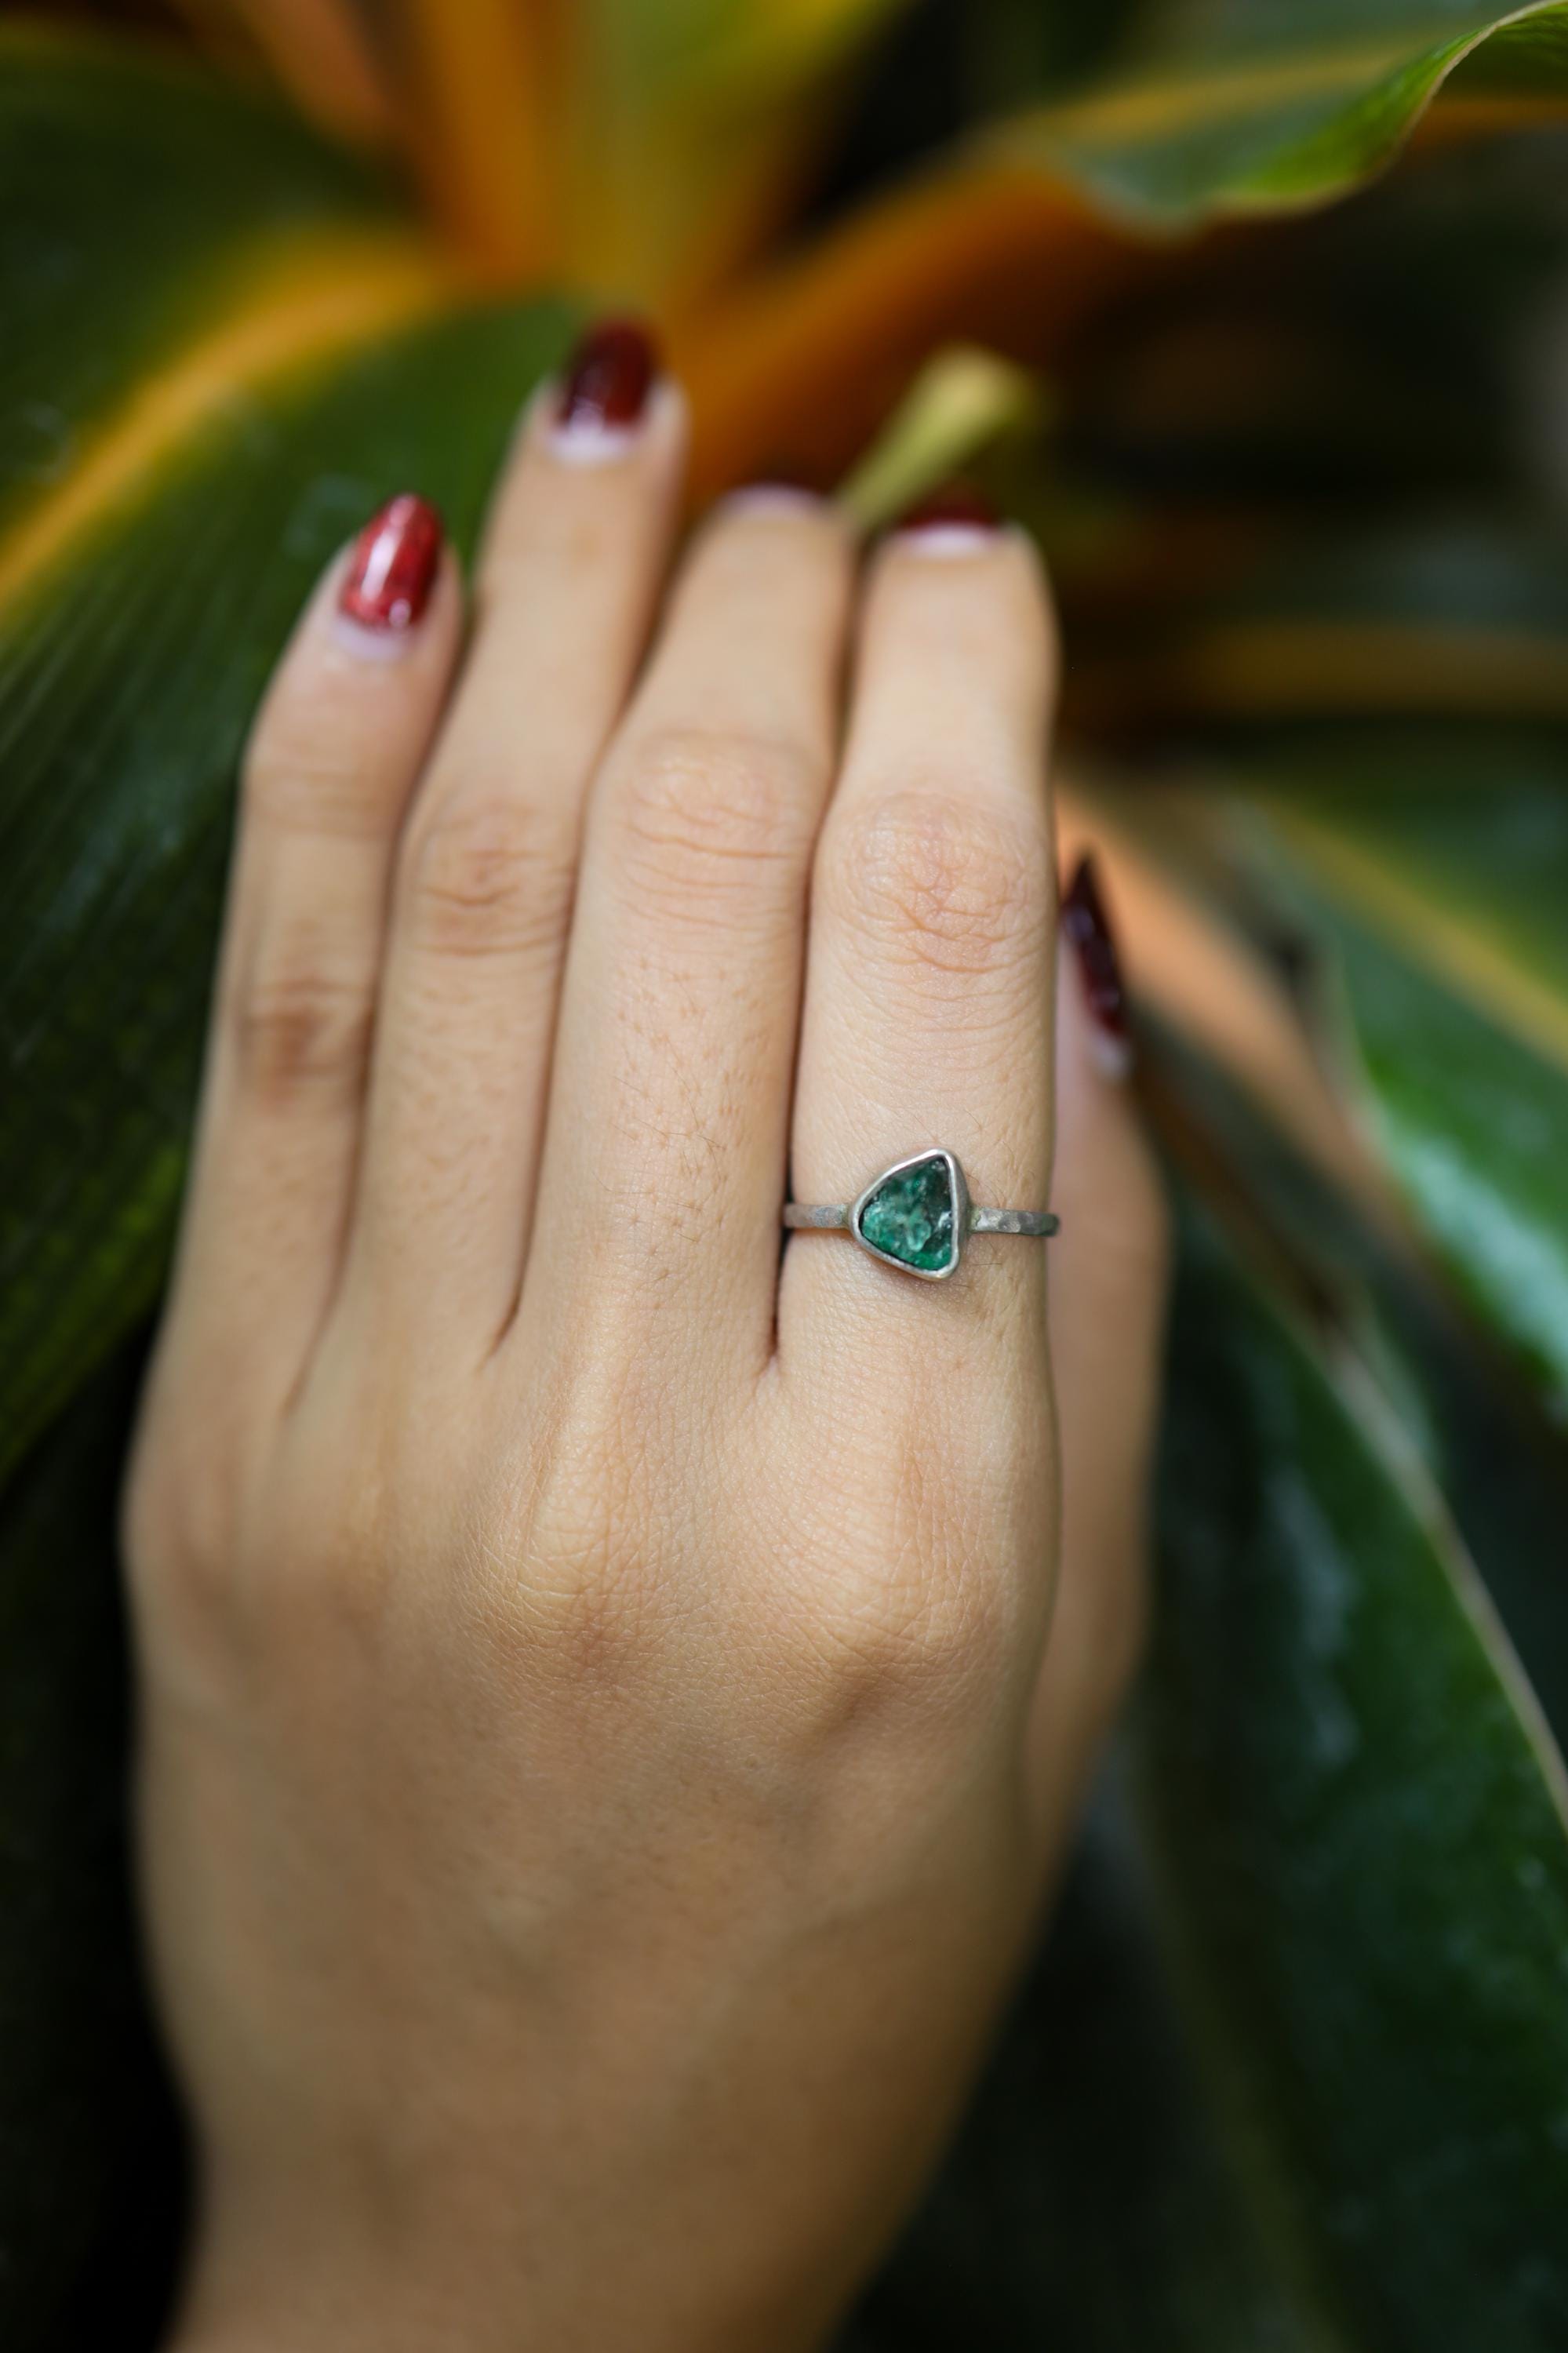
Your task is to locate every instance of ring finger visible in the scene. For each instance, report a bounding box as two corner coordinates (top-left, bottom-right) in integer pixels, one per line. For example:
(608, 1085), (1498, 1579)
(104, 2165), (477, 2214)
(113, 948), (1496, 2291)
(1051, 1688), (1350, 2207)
(782, 494), (1060, 1386)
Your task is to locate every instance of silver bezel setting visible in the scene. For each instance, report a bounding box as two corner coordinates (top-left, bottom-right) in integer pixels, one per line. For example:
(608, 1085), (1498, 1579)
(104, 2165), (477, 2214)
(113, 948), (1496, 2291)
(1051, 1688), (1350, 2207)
(850, 1148), (970, 1282)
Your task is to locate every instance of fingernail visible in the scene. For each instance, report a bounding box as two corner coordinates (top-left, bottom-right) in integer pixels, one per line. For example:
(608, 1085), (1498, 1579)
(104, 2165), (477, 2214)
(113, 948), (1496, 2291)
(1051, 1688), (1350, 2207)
(338, 493), (442, 635)
(718, 480), (824, 519)
(552, 316), (659, 460)
(893, 481), (1000, 557)
(1062, 853), (1133, 1078)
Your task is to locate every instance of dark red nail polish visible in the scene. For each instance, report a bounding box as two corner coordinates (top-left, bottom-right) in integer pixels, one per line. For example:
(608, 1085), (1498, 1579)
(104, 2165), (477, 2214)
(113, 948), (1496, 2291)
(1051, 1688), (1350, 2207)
(895, 481), (999, 535)
(1062, 853), (1131, 1056)
(557, 317), (659, 433)
(339, 493), (442, 632)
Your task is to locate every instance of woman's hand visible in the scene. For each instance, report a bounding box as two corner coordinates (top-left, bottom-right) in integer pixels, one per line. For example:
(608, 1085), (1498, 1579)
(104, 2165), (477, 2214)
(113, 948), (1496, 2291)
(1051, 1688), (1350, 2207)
(124, 322), (1168, 2353)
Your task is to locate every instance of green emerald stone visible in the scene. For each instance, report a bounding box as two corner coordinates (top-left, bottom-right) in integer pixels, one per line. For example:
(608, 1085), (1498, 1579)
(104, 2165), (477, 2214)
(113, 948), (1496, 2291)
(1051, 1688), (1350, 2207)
(857, 1155), (956, 1272)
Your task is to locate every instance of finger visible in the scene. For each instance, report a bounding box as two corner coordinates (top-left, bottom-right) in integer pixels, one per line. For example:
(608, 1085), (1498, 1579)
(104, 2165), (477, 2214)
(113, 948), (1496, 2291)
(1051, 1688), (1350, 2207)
(523, 487), (853, 1373)
(782, 496), (1060, 1387)
(1026, 856), (1170, 1861)
(158, 495), (459, 1413)
(333, 321), (686, 1358)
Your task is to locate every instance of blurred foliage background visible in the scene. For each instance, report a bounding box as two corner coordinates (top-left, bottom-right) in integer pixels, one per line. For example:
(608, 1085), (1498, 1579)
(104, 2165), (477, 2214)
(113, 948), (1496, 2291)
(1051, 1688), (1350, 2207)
(4, 1), (1568, 2345)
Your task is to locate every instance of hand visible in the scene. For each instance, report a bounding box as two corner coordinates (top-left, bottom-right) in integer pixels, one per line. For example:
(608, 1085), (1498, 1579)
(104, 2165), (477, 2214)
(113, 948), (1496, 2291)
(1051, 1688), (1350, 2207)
(124, 322), (1168, 2353)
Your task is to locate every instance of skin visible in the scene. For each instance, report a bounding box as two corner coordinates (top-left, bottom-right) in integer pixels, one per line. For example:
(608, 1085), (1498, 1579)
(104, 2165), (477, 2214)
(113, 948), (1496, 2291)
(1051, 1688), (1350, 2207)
(124, 375), (1169, 2353)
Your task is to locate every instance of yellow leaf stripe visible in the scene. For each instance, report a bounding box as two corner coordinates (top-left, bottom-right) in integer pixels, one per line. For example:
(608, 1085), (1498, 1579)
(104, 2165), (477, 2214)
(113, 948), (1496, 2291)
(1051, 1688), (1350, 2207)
(401, 0), (560, 281)
(1012, 3), (1563, 147)
(678, 163), (1154, 498)
(166, 0), (400, 147)
(1267, 804), (1568, 1079)
(671, 0), (908, 102)
(992, 3), (1568, 183)
(0, 228), (453, 621)
(1173, 620), (1568, 720)
(1023, 34), (1434, 147)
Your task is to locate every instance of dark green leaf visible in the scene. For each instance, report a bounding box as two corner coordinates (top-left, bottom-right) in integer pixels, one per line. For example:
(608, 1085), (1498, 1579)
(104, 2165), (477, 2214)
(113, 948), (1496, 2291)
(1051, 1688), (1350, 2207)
(1240, 733), (1568, 1417)
(0, 23), (402, 537)
(0, 1344), (181, 2353)
(859, 1189), (1568, 2348)
(855, 1773), (1320, 2351)
(1144, 1201), (1568, 2349)
(0, 296), (578, 1491)
(1121, 530), (1568, 725)
(988, 2), (1568, 227)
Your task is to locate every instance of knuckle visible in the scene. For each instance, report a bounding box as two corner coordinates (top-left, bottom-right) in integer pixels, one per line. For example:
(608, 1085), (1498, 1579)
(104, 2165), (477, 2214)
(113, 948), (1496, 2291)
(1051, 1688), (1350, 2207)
(511, 1555), (652, 1693)
(230, 952), (374, 1104)
(122, 1418), (241, 1653)
(489, 1433), (663, 1691)
(403, 792), (572, 958)
(614, 728), (817, 912)
(124, 1377), (407, 1689)
(819, 1560), (1017, 1718)
(913, 1572), (1018, 1693)
(784, 1403), (1047, 1719)
(242, 730), (394, 842)
(824, 788), (1050, 980)
(268, 1529), (395, 1656)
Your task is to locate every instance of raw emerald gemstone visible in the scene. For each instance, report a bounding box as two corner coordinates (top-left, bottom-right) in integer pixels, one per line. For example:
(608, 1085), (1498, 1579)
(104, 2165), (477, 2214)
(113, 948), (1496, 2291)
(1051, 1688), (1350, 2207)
(857, 1155), (956, 1272)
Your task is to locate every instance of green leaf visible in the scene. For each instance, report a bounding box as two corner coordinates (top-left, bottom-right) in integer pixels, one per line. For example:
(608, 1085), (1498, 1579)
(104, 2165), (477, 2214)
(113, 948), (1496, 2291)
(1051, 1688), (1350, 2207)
(854, 1776), (1322, 2351)
(0, 1346), (180, 2352)
(987, 2), (1568, 227)
(1237, 730), (1568, 1418)
(834, 344), (1045, 530)
(1102, 527), (1568, 726)
(858, 1195), (1568, 2348)
(1142, 1017), (1568, 1751)
(561, 0), (913, 299)
(0, 36), (581, 1486)
(1142, 1200), (1568, 2348)
(0, 296), (577, 1493)
(0, 23), (409, 543)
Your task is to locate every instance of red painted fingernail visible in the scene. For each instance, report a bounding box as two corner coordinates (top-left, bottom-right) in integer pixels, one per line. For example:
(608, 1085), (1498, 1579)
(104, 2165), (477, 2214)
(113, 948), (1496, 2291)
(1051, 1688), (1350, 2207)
(894, 481), (1000, 539)
(339, 493), (442, 633)
(1062, 853), (1132, 1070)
(556, 317), (659, 435)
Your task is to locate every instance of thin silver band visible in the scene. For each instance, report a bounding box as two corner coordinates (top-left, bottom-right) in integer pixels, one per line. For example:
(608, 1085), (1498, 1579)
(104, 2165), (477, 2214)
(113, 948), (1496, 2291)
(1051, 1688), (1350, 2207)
(784, 1203), (1057, 1236)
(784, 1148), (1056, 1280)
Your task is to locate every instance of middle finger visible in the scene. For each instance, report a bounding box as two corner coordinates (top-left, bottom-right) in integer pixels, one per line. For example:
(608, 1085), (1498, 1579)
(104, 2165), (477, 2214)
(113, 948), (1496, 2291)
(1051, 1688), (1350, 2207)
(520, 489), (852, 1379)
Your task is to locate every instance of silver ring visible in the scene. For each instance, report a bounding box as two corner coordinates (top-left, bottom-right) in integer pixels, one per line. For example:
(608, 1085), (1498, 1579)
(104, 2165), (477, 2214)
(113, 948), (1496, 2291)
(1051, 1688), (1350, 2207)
(784, 1148), (1058, 1282)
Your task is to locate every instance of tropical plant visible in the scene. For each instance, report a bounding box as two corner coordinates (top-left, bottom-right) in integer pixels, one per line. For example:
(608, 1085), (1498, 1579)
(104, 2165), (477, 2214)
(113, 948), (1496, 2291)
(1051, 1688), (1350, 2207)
(5, 2), (1568, 2344)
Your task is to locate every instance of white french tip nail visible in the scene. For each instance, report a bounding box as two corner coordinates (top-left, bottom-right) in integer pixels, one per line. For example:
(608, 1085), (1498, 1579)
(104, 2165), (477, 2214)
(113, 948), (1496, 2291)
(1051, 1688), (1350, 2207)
(894, 522), (1002, 560)
(717, 483), (824, 520)
(546, 416), (644, 467)
(329, 610), (420, 664)
(537, 377), (682, 469)
(1088, 1027), (1135, 1085)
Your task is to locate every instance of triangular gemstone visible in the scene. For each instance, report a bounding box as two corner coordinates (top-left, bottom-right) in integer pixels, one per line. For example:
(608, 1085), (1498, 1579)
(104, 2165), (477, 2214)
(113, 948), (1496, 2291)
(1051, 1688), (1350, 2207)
(855, 1154), (957, 1273)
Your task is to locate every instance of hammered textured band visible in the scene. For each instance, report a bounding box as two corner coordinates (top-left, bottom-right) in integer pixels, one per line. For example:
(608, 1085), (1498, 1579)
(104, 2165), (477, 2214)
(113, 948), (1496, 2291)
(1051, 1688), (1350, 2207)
(784, 1148), (1059, 1282)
